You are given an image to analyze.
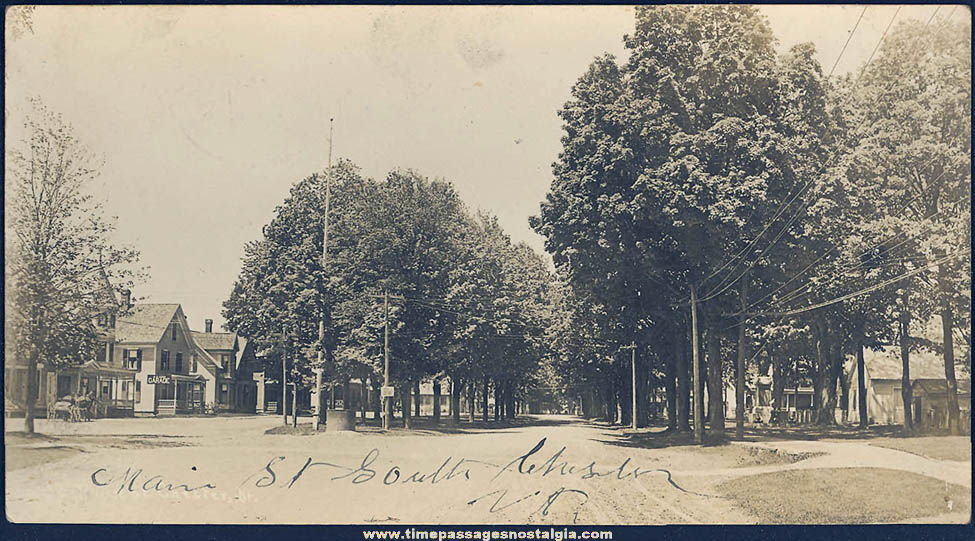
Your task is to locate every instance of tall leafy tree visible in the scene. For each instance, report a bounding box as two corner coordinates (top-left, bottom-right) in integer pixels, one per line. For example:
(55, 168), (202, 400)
(6, 99), (141, 433)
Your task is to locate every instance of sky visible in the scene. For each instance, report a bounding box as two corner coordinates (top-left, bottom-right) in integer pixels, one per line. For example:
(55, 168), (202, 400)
(5, 4), (969, 331)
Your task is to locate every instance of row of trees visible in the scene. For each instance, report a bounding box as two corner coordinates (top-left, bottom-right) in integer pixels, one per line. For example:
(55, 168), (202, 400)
(222, 164), (554, 427)
(532, 5), (971, 439)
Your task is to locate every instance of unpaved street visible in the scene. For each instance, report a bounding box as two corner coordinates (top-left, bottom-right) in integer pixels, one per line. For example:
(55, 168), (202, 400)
(5, 415), (970, 524)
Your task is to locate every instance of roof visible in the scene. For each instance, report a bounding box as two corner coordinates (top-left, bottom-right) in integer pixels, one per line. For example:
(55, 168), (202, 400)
(235, 336), (251, 370)
(192, 330), (237, 351)
(846, 345), (960, 381)
(115, 304), (180, 343)
(82, 360), (137, 376)
(913, 379), (972, 395)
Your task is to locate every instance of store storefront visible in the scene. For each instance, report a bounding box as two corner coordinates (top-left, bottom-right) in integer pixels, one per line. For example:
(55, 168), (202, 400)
(150, 374), (206, 415)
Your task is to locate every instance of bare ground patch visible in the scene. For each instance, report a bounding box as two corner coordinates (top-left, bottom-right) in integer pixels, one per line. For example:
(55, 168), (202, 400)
(734, 446), (825, 467)
(5, 444), (88, 471)
(717, 467), (970, 524)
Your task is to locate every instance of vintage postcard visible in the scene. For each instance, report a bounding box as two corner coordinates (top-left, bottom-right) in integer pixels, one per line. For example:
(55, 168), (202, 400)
(4, 4), (971, 532)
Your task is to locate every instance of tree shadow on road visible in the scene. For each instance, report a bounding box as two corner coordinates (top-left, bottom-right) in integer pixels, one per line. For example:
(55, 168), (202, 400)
(354, 414), (580, 436)
(591, 422), (913, 450)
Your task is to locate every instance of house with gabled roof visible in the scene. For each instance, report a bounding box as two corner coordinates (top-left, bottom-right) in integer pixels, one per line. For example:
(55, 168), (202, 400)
(191, 319), (258, 413)
(844, 345), (970, 427)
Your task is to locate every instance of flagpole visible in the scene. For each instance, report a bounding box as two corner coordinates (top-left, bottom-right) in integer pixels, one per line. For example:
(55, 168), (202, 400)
(315, 118), (333, 431)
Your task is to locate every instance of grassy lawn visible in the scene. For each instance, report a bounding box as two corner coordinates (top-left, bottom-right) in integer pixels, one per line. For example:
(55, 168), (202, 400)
(717, 467), (970, 524)
(869, 436), (971, 462)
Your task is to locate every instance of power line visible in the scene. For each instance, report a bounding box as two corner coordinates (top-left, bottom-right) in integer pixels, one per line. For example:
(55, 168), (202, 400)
(830, 6), (869, 77)
(855, 6), (902, 86)
(729, 249), (969, 318)
(697, 8), (951, 306)
(696, 6), (881, 297)
(751, 206), (947, 311)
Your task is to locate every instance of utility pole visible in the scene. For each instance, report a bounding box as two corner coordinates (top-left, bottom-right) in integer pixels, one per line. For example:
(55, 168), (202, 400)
(315, 118), (334, 431)
(631, 340), (638, 430)
(281, 328), (288, 426)
(691, 284), (703, 444)
(291, 327), (298, 428)
(383, 290), (392, 430)
(736, 272), (749, 440)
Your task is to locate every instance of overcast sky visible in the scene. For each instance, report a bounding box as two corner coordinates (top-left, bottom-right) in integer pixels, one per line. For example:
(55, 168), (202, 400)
(5, 5), (969, 331)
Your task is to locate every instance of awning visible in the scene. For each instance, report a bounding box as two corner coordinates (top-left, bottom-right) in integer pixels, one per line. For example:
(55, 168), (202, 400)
(171, 374), (207, 383)
(79, 361), (138, 377)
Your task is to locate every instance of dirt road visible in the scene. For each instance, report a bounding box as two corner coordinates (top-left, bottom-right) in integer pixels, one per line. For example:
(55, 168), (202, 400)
(4, 415), (969, 524)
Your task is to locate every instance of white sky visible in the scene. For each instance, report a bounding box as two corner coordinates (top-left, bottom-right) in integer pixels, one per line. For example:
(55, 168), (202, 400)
(5, 5), (969, 331)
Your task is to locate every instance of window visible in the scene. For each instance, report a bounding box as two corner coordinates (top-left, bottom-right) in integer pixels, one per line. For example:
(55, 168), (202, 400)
(220, 383), (229, 404)
(135, 381), (141, 403)
(109, 343), (115, 363)
(175, 352), (183, 372)
(192, 355), (198, 373)
(97, 314), (107, 327)
(172, 323), (178, 341)
(160, 350), (170, 371)
(223, 354), (232, 375)
(109, 315), (116, 328)
(125, 349), (141, 370)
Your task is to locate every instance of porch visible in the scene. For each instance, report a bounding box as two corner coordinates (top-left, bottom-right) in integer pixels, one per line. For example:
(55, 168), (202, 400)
(154, 375), (207, 415)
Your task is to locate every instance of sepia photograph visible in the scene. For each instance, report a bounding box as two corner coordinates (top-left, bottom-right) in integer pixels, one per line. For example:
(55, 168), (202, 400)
(3, 3), (972, 533)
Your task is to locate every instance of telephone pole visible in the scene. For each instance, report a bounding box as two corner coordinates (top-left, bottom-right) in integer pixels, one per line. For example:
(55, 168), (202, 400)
(735, 272), (749, 440)
(631, 340), (638, 430)
(383, 290), (392, 430)
(281, 328), (288, 426)
(314, 118), (334, 431)
(691, 284), (703, 444)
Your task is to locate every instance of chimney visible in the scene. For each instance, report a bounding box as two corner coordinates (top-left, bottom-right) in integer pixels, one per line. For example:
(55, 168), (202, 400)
(205, 319), (213, 333)
(121, 289), (132, 309)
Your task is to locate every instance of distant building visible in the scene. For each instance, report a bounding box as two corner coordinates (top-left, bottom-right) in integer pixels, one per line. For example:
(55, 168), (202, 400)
(192, 318), (257, 413)
(844, 345), (970, 428)
(4, 299), (261, 418)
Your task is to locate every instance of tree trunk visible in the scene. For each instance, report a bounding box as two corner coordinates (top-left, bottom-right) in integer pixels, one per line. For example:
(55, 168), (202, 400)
(413, 380), (421, 418)
(25, 347), (39, 434)
(856, 338), (868, 429)
(482, 377), (489, 423)
(617, 363), (632, 427)
(506, 380), (516, 420)
(706, 326), (725, 439)
(372, 378), (382, 425)
(699, 333), (708, 422)
(940, 308), (961, 434)
(450, 378), (461, 424)
(771, 344), (786, 426)
(900, 309), (914, 434)
(291, 380), (298, 428)
(468, 381), (475, 423)
(636, 352), (649, 428)
(361, 375), (368, 423)
(402, 382), (412, 429)
(432, 378), (441, 424)
(812, 324), (826, 422)
(494, 379), (501, 421)
(676, 331), (691, 432)
(664, 343), (677, 430)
